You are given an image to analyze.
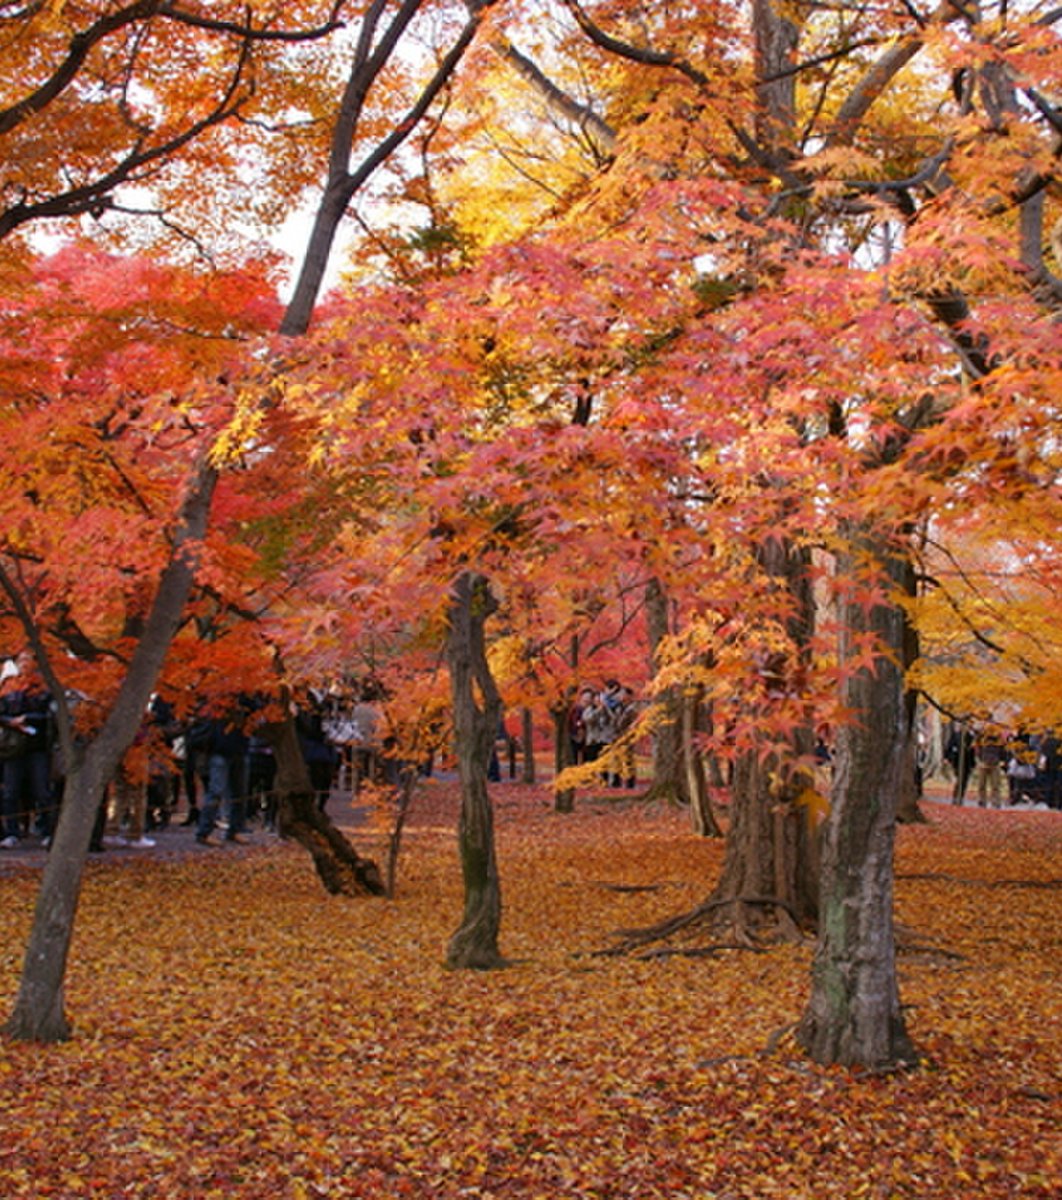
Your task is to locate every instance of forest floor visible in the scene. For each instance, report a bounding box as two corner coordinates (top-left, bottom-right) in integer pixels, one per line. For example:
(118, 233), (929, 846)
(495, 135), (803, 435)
(0, 778), (1058, 1199)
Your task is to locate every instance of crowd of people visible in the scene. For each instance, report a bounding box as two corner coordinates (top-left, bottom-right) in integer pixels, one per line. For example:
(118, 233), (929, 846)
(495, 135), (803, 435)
(0, 657), (391, 854)
(944, 723), (1061, 810)
(567, 680), (639, 788)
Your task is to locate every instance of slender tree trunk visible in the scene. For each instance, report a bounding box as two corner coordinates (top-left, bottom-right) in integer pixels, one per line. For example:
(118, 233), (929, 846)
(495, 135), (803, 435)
(896, 552), (927, 824)
(552, 703), (575, 813)
(796, 529), (917, 1068)
(554, 634), (579, 813)
(3, 756), (106, 1041)
(521, 706), (535, 784)
(446, 572), (506, 969)
(4, 463), (217, 1041)
(644, 578), (690, 804)
(684, 686), (722, 837)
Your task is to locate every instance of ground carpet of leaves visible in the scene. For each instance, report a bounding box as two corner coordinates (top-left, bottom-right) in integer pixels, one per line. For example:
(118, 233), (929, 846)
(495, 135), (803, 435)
(1, 783), (1059, 1199)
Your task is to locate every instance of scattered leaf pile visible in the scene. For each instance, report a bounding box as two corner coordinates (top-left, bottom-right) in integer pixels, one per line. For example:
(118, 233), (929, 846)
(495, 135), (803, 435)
(1, 784), (1058, 1198)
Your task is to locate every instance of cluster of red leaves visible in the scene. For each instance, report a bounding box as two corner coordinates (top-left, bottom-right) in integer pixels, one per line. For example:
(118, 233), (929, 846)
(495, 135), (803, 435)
(0, 788), (1058, 1198)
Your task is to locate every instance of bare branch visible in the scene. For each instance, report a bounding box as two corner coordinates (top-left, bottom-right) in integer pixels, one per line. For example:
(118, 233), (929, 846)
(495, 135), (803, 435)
(0, 0), (164, 138)
(0, 37), (254, 240)
(161, 0), (346, 42)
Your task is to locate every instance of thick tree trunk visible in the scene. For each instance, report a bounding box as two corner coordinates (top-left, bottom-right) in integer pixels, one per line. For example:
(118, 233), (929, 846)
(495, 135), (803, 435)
(796, 530), (917, 1068)
(752, 0), (799, 147)
(446, 572), (506, 969)
(712, 746), (818, 939)
(644, 578), (690, 805)
(710, 536), (819, 936)
(266, 710), (384, 897)
(4, 463), (217, 1041)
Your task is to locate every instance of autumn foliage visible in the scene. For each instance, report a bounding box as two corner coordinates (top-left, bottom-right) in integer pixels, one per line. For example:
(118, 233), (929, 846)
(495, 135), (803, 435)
(0, 784), (1058, 1198)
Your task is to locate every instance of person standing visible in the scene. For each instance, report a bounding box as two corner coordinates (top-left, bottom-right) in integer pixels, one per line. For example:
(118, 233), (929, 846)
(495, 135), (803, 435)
(614, 686), (639, 788)
(975, 728), (1005, 808)
(583, 683), (619, 784)
(568, 688), (593, 767)
(0, 658), (56, 848)
(195, 711), (250, 845)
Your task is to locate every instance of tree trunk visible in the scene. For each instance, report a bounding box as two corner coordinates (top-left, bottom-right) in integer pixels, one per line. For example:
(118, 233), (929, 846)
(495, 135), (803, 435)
(796, 529), (917, 1068)
(684, 686), (722, 837)
(643, 577), (690, 804)
(896, 552), (927, 824)
(2, 756), (107, 1041)
(4, 463), (217, 1041)
(520, 706), (535, 784)
(712, 746), (818, 940)
(446, 572), (506, 969)
(266, 709), (384, 897)
(552, 703), (575, 813)
(554, 633), (580, 813)
(709, 535), (819, 937)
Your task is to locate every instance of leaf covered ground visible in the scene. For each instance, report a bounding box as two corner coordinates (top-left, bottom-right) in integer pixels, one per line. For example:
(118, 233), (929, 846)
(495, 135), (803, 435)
(0, 784), (1059, 1199)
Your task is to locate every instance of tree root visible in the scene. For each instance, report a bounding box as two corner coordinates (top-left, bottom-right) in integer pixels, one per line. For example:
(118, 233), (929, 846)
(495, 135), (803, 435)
(599, 893), (801, 957)
(897, 872), (1061, 889)
(632, 941), (768, 961)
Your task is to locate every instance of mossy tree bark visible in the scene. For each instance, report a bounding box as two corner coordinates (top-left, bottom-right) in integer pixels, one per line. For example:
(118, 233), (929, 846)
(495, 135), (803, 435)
(446, 572), (506, 969)
(796, 528), (917, 1068)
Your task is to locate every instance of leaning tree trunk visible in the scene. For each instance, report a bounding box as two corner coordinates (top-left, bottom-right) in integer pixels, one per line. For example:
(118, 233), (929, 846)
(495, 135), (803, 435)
(446, 572), (506, 969)
(265, 706), (384, 897)
(796, 529), (918, 1068)
(3, 754), (108, 1041)
(709, 535), (820, 938)
(4, 462), (218, 1042)
(643, 577), (691, 805)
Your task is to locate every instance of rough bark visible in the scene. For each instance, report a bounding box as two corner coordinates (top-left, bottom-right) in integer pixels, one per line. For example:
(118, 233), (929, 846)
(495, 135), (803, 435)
(709, 535), (820, 938)
(684, 686), (722, 837)
(751, 0), (799, 150)
(4, 462), (217, 1041)
(713, 745), (818, 941)
(446, 572), (506, 969)
(796, 529), (917, 1068)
